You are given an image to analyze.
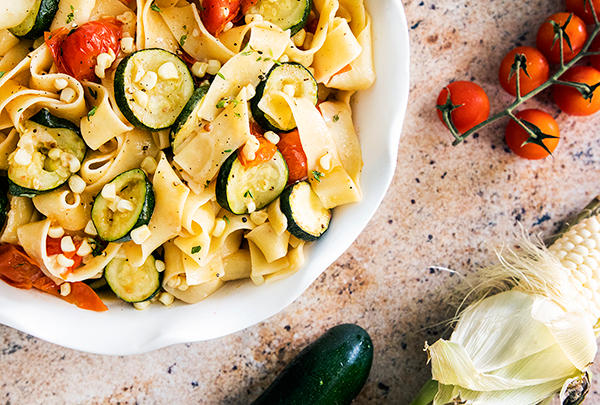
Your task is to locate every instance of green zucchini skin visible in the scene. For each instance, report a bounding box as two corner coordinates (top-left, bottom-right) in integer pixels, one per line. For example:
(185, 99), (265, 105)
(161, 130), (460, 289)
(10, 0), (60, 39)
(245, 0), (311, 36)
(215, 152), (238, 213)
(91, 169), (155, 243)
(252, 324), (373, 405)
(170, 84), (210, 149)
(279, 181), (331, 241)
(8, 109), (85, 197)
(30, 108), (81, 133)
(0, 177), (8, 231)
(251, 62), (318, 133)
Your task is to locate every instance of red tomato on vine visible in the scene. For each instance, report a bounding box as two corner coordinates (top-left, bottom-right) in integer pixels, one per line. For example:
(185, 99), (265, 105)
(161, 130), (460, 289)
(505, 109), (560, 160)
(436, 81), (490, 134)
(536, 12), (587, 65)
(553, 66), (600, 116)
(499, 47), (550, 96)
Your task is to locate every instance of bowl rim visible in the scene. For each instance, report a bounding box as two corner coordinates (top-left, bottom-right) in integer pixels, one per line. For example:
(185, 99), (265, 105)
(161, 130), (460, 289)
(0, 0), (410, 355)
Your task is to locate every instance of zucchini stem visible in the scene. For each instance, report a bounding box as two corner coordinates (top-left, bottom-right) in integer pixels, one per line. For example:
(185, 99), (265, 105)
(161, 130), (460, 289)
(410, 379), (438, 405)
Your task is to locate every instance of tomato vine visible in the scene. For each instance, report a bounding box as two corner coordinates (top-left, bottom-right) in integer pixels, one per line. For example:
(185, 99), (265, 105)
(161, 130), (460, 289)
(438, 0), (600, 151)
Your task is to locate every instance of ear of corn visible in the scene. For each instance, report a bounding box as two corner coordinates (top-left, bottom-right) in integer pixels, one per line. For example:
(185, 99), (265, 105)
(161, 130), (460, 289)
(415, 197), (600, 405)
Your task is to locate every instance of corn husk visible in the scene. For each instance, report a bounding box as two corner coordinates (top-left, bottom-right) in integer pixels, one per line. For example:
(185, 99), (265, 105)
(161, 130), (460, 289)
(418, 198), (600, 405)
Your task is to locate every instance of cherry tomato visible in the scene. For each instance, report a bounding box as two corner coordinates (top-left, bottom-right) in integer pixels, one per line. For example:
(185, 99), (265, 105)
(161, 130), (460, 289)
(588, 35), (600, 70)
(200, 0), (241, 37)
(46, 236), (83, 275)
(566, 0), (600, 24)
(436, 81), (490, 134)
(45, 18), (122, 81)
(0, 244), (107, 311)
(238, 136), (277, 168)
(499, 47), (550, 96)
(505, 109), (560, 160)
(553, 66), (600, 116)
(277, 130), (308, 184)
(536, 13), (587, 65)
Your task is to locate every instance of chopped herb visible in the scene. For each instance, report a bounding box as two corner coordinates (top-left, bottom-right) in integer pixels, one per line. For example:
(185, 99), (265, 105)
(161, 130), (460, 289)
(66, 5), (75, 24)
(87, 106), (98, 119)
(89, 88), (98, 99)
(272, 59), (282, 66)
(204, 180), (211, 188)
(217, 72), (226, 80)
(89, 239), (107, 257)
(332, 114), (340, 122)
(244, 190), (254, 199)
(183, 25), (187, 30)
(256, 56), (262, 61)
(150, 2), (161, 12)
(0, 72), (5, 79)
(17, 108), (23, 113)
(216, 98), (228, 109)
(180, 34), (188, 46)
(312, 170), (324, 182)
(223, 215), (230, 224)
(191, 246), (202, 254)
(234, 112), (241, 118)
(224, 149), (232, 153)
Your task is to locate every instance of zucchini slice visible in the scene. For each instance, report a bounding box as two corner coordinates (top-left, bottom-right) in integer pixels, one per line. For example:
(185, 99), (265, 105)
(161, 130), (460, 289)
(114, 49), (195, 131)
(91, 169), (155, 242)
(280, 181), (331, 241)
(9, 0), (59, 39)
(251, 62), (318, 132)
(8, 109), (86, 197)
(216, 150), (289, 215)
(245, 0), (311, 36)
(105, 255), (161, 303)
(170, 84), (209, 152)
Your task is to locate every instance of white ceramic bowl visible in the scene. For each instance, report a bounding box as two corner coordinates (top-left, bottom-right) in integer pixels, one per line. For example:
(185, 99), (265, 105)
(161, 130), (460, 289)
(0, 0), (410, 355)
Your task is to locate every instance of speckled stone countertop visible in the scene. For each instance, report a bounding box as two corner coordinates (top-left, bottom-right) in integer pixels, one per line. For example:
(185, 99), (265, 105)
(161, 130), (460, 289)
(3, 0), (600, 404)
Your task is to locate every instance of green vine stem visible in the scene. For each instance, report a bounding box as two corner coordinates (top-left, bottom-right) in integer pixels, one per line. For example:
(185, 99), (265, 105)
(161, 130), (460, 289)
(444, 6), (600, 146)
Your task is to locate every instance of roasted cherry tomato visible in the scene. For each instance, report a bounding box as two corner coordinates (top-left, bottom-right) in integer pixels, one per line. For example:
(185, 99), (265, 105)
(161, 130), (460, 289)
(436, 81), (490, 134)
(536, 12), (587, 65)
(45, 18), (122, 81)
(277, 130), (308, 184)
(238, 136), (278, 168)
(46, 236), (83, 275)
(553, 66), (600, 116)
(505, 109), (560, 160)
(0, 244), (107, 311)
(566, 0), (600, 24)
(200, 0), (241, 37)
(499, 47), (550, 96)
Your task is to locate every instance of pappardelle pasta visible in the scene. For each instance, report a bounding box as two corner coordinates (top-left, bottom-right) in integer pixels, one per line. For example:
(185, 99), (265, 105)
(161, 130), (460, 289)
(0, 0), (374, 311)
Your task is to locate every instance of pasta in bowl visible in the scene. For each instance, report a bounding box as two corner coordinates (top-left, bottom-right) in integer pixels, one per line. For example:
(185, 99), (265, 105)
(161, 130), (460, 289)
(0, 0), (408, 354)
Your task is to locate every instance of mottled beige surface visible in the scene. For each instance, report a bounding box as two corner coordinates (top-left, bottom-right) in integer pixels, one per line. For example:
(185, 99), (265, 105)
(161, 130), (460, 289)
(3, 0), (600, 404)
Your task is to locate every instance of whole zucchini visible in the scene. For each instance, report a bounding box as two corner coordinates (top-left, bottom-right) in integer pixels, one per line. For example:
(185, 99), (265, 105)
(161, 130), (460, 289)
(252, 324), (373, 405)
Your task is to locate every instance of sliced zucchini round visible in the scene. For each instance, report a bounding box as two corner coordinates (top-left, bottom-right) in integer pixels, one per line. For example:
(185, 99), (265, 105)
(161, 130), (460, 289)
(105, 255), (161, 303)
(280, 181), (331, 241)
(8, 109), (86, 197)
(251, 62), (318, 132)
(245, 0), (311, 36)
(84, 277), (108, 291)
(9, 0), (59, 39)
(170, 84), (209, 152)
(91, 169), (155, 242)
(216, 150), (289, 215)
(114, 49), (195, 131)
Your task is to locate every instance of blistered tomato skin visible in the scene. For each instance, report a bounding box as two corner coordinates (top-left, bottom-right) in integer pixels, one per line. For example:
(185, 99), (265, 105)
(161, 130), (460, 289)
(499, 47), (550, 96)
(45, 19), (122, 81)
(277, 130), (308, 184)
(200, 0), (241, 37)
(436, 81), (490, 134)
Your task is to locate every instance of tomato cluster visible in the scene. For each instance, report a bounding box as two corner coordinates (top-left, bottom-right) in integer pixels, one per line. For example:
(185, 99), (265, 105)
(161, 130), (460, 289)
(437, 0), (600, 160)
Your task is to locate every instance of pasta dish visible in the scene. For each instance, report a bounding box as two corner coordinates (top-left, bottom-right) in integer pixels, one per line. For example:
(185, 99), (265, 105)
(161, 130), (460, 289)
(0, 0), (374, 311)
